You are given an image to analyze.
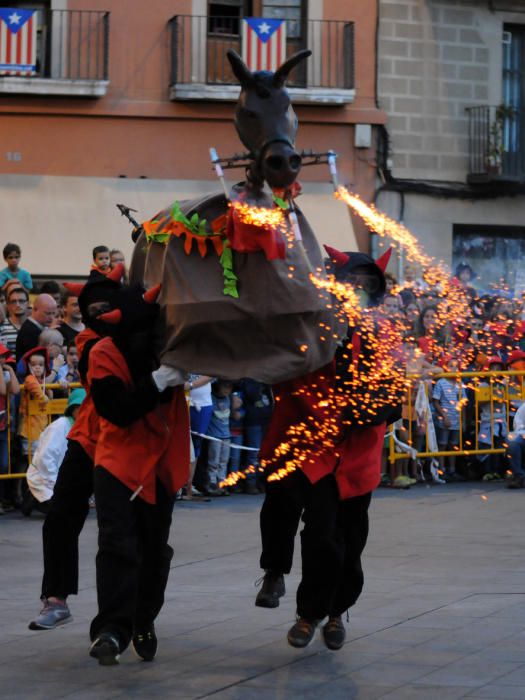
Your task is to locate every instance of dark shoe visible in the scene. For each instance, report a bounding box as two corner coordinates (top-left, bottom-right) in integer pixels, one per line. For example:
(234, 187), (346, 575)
(29, 598), (72, 630)
(322, 616), (346, 650)
(89, 632), (121, 666)
(244, 483), (259, 495)
(507, 475), (525, 489)
(132, 624), (157, 662)
(255, 571), (285, 608)
(287, 618), (318, 648)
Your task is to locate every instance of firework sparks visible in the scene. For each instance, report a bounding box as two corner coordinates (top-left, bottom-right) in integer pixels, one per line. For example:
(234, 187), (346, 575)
(230, 200), (289, 233)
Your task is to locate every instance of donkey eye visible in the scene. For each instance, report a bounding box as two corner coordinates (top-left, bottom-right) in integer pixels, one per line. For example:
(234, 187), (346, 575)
(241, 108), (259, 119)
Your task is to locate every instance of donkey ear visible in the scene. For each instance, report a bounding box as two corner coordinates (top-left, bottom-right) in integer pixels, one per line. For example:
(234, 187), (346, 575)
(273, 49), (312, 88)
(227, 49), (254, 87)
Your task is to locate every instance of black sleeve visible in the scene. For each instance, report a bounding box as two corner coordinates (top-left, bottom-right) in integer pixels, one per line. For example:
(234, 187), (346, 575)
(91, 374), (161, 428)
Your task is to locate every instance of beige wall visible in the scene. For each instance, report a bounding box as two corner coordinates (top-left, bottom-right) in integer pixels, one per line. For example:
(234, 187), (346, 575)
(0, 175), (356, 277)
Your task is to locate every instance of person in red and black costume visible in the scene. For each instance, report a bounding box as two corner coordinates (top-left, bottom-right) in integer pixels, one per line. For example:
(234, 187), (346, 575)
(29, 265), (125, 633)
(87, 282), (189, 666)
(255, 247), (403, 651)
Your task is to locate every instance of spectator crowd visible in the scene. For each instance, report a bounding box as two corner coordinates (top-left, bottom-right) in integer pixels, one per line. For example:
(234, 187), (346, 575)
(0, 241), (525, 517)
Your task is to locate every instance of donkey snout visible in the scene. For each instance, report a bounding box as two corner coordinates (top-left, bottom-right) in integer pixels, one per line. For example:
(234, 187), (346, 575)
(262, 144), (302, 188)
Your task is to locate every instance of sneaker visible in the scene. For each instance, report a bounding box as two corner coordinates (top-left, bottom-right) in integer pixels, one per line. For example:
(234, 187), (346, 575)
(255, 571), (285, 608)
(89, 632), (121, 666)
(244, 483), (259, 495)
(287, 618), (318, 648)
(132, 623), (157, 662)
(28, 598), (72, 630)
(322, 616), (346, 650)
(393, 475), (411, 489)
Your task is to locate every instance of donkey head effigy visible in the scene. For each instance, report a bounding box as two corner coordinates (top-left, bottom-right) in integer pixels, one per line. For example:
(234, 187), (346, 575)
(227, 48), (311, 191)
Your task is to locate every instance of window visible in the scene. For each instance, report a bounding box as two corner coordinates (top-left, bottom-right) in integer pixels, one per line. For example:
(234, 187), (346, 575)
(208, 0), (244, 36)
(502, 24), (525, 174)
(453, 225), (525, 296)
(208, 0), (303, 39)
(261, 1), (302, 39)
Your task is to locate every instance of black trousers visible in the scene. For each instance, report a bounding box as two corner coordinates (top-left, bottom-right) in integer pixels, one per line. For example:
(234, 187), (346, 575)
(259, 470), (371, 620)
(41, 439), (94, 600)
(89, 467), (174, 651)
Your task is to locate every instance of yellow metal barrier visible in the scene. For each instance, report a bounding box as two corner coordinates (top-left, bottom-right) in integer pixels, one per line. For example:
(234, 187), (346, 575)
(0, 383), (82, 480)
(388, 369), (525, 465)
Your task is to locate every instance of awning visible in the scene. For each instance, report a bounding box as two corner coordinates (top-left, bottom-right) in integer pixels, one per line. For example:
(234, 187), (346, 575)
(0, 174), (357, 277)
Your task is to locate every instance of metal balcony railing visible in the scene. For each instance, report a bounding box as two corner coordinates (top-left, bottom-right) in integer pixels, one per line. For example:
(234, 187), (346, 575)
(168, 15), (354, 92)
(466, 105), (525, 182)
(23, 9), (109, 81)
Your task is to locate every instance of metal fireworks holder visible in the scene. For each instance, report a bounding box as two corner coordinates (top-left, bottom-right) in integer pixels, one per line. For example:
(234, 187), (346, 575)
(209, 147), (340, 249)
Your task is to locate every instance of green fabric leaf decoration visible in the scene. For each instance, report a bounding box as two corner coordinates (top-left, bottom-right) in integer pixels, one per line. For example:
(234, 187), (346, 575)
(148, 233), (171, 245)
(170, 201), (209, 236)
(219, 243), (239, 298)
(272, 195), (289, 210)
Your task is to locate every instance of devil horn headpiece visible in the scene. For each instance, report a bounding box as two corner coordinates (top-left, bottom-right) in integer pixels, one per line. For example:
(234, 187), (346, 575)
(324, 244), (393, 271)
(63, 263), (125, 298)
(63, 281), (85, 296)
(98, 309), (123, 325)
(375, 248), (393, 272)
(323, 245), (349, 268)
(107, 263), (125, 282)
(143, 283), (162, 304)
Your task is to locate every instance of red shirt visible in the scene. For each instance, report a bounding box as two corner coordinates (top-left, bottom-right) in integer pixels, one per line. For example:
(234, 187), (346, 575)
(88, 336), (190, 504)
(260, 362), (385, 500)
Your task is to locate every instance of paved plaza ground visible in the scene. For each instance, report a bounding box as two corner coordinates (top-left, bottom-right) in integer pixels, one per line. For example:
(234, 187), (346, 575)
(2, 482), (525, 699)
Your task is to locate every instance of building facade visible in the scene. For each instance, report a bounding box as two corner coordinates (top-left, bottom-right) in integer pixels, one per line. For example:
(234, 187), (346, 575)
(377, 0), (525, 294)
(0, 0), (384, 279)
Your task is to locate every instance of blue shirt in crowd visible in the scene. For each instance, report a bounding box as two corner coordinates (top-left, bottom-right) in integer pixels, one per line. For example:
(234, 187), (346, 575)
(207, 394), (232, 439)
(0, 267), (33, 290)
(433, 378), (466, 430)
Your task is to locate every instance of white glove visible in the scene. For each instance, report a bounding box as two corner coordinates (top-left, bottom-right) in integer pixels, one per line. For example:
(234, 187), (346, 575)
(151, 365), (188, 392)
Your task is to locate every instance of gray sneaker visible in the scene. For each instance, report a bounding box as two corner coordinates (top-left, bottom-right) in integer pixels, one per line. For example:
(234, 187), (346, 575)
(29, 599), (72, 630)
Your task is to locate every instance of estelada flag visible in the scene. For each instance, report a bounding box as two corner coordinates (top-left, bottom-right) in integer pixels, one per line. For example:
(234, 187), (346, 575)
(242, 17), (286, 72)
(0, 8), (37, 76)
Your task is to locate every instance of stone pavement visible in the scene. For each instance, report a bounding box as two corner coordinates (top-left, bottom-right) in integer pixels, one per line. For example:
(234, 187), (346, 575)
(2, 482), (525, 699)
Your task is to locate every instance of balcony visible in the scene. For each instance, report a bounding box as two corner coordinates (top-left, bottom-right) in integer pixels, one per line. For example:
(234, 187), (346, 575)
(466, 105), (525, 184)
(0, 9), (109, 98)
(169, 15), (355, 106)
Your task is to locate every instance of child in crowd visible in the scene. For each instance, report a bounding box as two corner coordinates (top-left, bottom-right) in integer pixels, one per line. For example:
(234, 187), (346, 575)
(91, 246), (111, 277)
(228, 388), (245, 487)
(0, 243), (33, 291)
(23, 388), (86, 516)
(478, 356), (508, 480)
(206, 378), (235, 496)
(38, 329), (68, 385)
(109, 249), (125, 268)
(64, 341), (81, 384)
(432, 356), (467, 481)
(18, 347), (53, 460)
(0, 343), (20, 513)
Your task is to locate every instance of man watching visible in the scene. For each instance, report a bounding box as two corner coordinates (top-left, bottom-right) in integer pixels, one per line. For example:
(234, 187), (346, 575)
(0, 287), (29, 354)
(58, 291), (85, 345)
(16, 294), (57, 362)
